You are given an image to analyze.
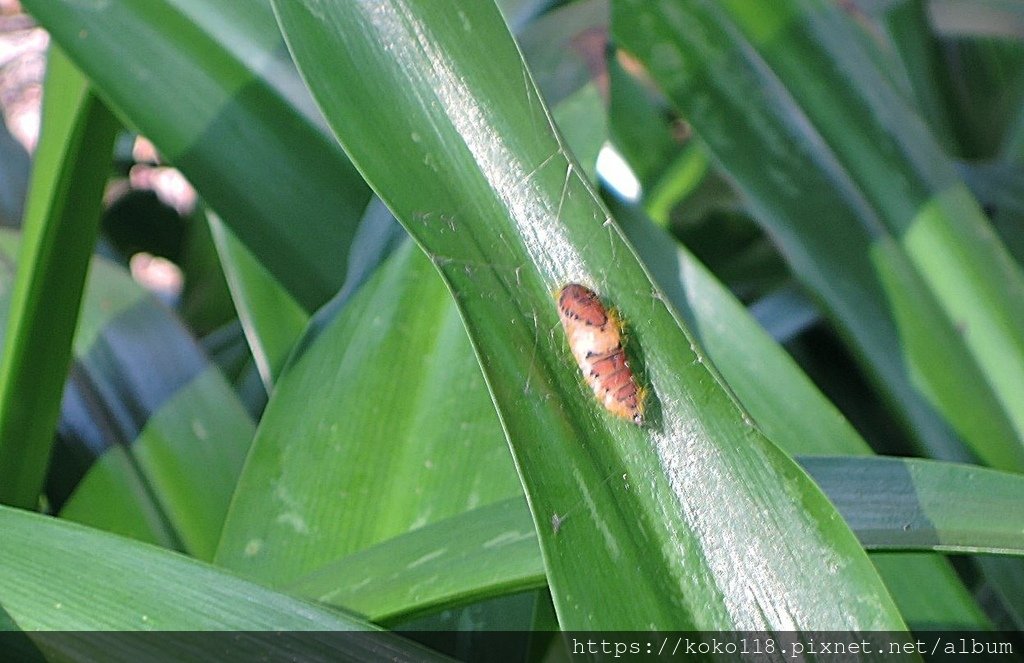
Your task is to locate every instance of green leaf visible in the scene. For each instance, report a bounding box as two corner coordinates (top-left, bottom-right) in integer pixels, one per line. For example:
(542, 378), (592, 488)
(879, 0), (960, 155)
(614, 0), (1024, 470)
(642, 141), (712, 227)
(871, 553), (992, 630)
(976, 556), (1024, 630)
(208, 212), (308, 390)
(802, 456), (1024, 554)
(0, 227), (255, 558)
(270, 0), (904, 630)
(0, 233), (153, 532)
(22, 0), (372, 311)
(552, 83), (607, 182)
(283, 204), (992, 628)
(286, 497), (541, 624)
(63, 368), (253, 560)
(612, 200), (990, 628)
(937, 37), (1024, 159)
(0, 48), (120, 508)
(291, 454), (1024, 624)
(607, 48), (681, 189)
(177, 208), (236, 337)
(517, 0), (608, 109)
(612, 200), (865, 456)
(56, 446), (174, 551)
(215, 242), (522, 585)
(0, 506), (449, 661)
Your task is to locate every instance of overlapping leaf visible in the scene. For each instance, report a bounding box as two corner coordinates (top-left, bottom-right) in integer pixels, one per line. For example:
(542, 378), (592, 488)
(22, 0), (372, 311)
(269, 0), (905, 631)
(613, 0), (1024, 471)
(0, 506), (447, 661)
(0, 49), (119, 507)
(216, 243), (522, 585)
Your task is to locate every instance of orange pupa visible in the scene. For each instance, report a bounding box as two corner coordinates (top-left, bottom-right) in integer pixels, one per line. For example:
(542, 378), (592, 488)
(557, 283), (645, 425)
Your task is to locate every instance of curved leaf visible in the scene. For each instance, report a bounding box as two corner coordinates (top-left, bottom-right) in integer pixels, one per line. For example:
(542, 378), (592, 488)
(612, 201), (865, 456)
(614, 0), (1024, 470)
(880, 0), (960, 156)
(215, 242), (521, 584)
(871, 553), (992, 631)
(0, 49), (120, 508)
(286, 497), (541, 624)
(271, 0), (904, 630)
(613, 201), (990, 627)
(62, 368), (253, 560)
(0, 228), (255, 558)
(803, 456), (1024, 555)
(0, 506), (448, 662)
(22, 0), (372, 310)
(208, 212), (308, 390)
(292, 454), (1024, 624)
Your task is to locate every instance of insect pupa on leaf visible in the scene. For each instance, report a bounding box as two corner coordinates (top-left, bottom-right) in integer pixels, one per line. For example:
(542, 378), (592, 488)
(556, 283), (645, 426)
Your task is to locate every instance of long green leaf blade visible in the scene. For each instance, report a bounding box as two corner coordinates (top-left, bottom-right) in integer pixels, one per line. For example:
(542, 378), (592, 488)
(613, 0), (1024, 470)
(22, 0), (371, 310)
(613, 200), (865, 456)
(803, 456), (1024, 554)
(286, 497), (541, 624)
(0, 226), (256, 558)
(0, 506), (447, 661)
(271, 0), (904, 630)
(292, 455), (1024, 623)
(208, 212), (308, 389)
(614, 201), (989, 627)
(0, 48), (120, 508)
(215, 242), (522, 584)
